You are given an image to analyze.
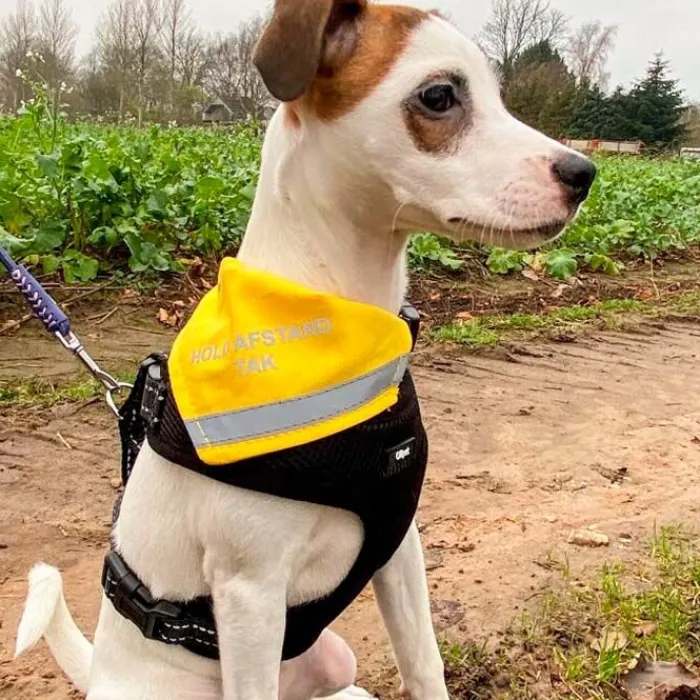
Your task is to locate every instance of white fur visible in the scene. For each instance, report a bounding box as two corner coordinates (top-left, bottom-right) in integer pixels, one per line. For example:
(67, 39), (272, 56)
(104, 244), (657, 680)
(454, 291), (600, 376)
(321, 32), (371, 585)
(15, 564), (93, 692)
(15, 11), (591, 700)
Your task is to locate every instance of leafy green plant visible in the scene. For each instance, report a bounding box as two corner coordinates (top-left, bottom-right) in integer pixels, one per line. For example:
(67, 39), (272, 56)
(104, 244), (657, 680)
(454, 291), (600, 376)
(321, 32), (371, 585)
(2, 92), (699, 285)
(408, 233), (463, 271)
(486, 248), (531, 275)
(0, 85), (262, 282)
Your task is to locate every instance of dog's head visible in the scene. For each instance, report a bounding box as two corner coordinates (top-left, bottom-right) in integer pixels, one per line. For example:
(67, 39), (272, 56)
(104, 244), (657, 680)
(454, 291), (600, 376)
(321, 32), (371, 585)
(254, 0), (596, 249)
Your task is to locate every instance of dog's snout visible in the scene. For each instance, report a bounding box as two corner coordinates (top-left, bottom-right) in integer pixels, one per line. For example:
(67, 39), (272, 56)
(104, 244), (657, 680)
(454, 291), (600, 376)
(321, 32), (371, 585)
(552, 154), (597, 205)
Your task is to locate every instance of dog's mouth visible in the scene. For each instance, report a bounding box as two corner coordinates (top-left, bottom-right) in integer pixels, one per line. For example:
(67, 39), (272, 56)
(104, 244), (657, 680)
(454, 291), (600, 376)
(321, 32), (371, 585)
(446, 218), (569, 248)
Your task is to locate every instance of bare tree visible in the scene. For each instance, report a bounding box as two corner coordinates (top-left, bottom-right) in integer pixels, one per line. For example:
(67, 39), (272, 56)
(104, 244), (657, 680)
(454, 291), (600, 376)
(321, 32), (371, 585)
(131, 0), (163, 125)
(204, 14), (269, 119)
(478, 0), (568, 81)
(682, 103), (700, 146)
(36, 0), (78, 87)
(177, 25), (206, 86)
(565, 21), (617, 89)
(161, 0), (184, 80)
(159, 0), (207, 118)
(96, 0), (136, 121)
(0, 0), (37, 109)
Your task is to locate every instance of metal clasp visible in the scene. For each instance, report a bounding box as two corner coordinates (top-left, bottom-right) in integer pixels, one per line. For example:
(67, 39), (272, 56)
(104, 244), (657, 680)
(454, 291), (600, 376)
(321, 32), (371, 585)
(55, 330), (133, 417)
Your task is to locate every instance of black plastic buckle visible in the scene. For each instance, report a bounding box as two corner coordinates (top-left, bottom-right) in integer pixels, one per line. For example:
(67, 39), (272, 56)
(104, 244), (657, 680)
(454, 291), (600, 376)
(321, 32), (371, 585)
(103, 552), (181, 639)
(139, 356), (166, 426)
(399, 303), (421, 351)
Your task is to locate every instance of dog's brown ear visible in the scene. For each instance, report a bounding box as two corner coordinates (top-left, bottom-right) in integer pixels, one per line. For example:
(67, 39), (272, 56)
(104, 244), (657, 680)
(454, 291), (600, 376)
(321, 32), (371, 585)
(254, 0), (367, 102)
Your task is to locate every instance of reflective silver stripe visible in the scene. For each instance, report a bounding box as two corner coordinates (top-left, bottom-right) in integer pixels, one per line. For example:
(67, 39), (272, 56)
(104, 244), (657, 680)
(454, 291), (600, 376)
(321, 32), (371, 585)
(185, 355), (409, 448)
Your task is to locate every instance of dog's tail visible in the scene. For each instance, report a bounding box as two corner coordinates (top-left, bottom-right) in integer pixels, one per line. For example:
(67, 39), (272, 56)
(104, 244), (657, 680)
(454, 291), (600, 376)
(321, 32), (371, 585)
(15, 563), (93, 693)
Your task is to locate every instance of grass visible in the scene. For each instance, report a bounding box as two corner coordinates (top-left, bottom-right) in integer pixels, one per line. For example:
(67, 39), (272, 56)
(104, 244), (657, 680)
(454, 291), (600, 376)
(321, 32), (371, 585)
(441, 526), (700, 699)
(432, 292), (700, 349)
(0, 371), (134, 410)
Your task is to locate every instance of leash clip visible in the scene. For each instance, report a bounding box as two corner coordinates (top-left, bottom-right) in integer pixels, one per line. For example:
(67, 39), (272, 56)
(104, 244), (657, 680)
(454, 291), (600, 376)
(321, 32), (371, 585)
(55, 330), (132, 417)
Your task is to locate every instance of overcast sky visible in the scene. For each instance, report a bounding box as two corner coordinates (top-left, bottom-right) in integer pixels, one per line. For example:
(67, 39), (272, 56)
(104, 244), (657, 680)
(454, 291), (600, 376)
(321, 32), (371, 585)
(3, 0), (697, 101)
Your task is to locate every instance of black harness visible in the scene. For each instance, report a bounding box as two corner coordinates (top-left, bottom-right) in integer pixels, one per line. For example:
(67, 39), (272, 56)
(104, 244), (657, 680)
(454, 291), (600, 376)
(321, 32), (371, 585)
(105, 305), (428, 661)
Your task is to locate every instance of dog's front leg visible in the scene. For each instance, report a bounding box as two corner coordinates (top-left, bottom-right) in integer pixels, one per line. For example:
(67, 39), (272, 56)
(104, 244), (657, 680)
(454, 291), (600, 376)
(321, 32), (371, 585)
(372, 522), (449, 700)
(209, 568), (286, 700)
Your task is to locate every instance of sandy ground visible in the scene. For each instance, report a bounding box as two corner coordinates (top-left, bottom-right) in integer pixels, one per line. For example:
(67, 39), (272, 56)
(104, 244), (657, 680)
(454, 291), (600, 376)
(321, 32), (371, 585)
(2, 313), (700, 698)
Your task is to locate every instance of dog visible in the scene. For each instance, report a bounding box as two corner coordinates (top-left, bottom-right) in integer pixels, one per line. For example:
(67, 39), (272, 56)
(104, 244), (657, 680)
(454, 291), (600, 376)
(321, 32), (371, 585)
(14, 1), (596, 699)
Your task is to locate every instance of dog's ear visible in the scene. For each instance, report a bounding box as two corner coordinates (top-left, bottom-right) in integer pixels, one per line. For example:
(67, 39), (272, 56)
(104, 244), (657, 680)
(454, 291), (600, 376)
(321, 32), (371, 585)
(254, 0), (367, 102)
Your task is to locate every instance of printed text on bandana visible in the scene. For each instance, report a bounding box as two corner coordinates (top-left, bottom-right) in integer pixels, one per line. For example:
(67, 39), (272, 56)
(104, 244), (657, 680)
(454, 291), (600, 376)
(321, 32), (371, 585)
(190, 317), (333, 376)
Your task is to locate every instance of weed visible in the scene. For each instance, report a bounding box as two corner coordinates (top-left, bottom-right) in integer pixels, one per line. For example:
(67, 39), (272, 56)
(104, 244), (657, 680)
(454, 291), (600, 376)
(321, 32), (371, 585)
(432, 319), (501, 348)
(439, 527), (700, 699)
(432, 291), (700, 348)
(0, 372), (134, 410)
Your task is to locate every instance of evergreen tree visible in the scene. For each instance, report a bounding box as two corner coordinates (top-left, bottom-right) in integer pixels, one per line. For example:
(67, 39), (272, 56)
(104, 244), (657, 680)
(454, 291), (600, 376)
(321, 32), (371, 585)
(567, 83), (608, 138)
(626, 53), (687, 146)
(506, 40), (580, 138)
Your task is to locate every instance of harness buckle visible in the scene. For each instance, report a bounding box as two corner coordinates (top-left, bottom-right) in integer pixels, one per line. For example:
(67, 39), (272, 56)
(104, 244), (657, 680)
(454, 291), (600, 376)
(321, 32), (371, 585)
(103, 552), (182, 640)
(399, 303), (421, 351)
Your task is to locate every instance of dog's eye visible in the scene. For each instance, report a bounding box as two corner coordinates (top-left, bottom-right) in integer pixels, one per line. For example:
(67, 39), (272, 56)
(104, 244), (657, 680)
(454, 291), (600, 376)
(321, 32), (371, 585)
(419, 84), (456, 114)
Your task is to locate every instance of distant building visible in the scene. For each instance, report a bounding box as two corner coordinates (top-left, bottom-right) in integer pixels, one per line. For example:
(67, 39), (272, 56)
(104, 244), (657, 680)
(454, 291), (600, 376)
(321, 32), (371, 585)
(202, 100), (234, 124)
(561, 139), (645, 155)
(202, 96), (279, 125)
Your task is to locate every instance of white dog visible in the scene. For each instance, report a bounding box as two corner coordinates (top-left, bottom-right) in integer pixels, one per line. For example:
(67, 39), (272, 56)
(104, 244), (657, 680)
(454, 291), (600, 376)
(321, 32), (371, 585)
(15, 1), (595, 699)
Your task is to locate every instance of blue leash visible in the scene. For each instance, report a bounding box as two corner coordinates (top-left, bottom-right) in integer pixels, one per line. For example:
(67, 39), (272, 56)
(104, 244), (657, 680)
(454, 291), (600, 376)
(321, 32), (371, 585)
(0, 244), (132, 416)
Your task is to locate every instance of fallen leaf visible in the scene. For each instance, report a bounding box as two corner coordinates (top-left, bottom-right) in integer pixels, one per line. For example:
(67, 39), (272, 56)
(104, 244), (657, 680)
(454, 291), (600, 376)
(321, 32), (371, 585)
(455, 311), (474, 322)
(157, 308), (178, 327)
(550, 284), (569, 299)
(591, 627), (628, 653)
(522, 268), (539, 282)
(567, 530), (610, 547)
(623, 658), (700, 700)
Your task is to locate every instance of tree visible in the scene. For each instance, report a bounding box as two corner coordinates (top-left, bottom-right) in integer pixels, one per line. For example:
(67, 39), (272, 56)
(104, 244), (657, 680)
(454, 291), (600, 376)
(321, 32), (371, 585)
(478, 0), (568, 83)
(96, 0), (137, 121)
(506, 40), (579, 137)
(35, 0), (77, 88)
(566, 21), (617, 89)
(130, 0), (163, 126)
(0, 0), (37, 109)
(159, 0), (207, 121)
(204, 14), (269, 119)
(625, 53), (687, 147)
(682, 104), (700, 146)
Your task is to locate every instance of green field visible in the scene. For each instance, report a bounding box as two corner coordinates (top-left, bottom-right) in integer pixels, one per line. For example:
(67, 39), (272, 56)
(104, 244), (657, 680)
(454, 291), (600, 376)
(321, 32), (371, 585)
(1, 104), (699, 284)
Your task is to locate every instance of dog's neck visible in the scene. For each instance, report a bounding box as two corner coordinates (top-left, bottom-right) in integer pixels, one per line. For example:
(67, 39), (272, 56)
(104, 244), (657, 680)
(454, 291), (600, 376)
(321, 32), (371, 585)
(238, 110), (410, 314)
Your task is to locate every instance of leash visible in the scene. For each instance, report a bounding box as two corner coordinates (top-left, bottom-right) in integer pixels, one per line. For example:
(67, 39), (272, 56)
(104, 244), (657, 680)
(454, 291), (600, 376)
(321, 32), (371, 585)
(0, 244), (132, 416)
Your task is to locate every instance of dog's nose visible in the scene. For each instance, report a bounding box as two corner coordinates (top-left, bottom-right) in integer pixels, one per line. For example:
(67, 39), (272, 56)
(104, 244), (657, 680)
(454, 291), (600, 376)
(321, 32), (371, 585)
(552, 154), (597, 204)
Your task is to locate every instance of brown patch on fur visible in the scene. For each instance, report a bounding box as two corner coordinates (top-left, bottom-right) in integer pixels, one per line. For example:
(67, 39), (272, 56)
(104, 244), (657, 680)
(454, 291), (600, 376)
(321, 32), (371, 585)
(303, 5), (428, 121)
(402, 75), (472, 154)
(403, 108), (470, 154)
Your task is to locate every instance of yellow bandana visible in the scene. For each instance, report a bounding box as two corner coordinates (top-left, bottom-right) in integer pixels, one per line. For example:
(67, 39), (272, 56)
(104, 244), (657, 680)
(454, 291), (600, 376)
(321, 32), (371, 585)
(168, 258), (412, 466)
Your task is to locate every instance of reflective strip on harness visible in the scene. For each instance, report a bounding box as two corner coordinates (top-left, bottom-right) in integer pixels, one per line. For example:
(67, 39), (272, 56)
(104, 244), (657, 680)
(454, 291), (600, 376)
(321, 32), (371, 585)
(186, 355), (409, 448)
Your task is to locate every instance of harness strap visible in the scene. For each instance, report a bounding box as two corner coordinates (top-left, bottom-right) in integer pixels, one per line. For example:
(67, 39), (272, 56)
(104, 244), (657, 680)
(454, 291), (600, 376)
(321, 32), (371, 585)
(108, 302), (422, 661)
(102, 551), (220, 659)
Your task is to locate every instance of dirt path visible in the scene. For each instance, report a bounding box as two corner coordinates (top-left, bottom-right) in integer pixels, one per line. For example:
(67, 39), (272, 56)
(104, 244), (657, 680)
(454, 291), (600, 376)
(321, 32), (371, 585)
(2, 319), (700, 699)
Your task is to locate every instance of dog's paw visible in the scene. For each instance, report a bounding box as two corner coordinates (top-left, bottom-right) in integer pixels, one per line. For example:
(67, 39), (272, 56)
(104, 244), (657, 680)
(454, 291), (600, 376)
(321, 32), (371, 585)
(322, 685), (377, 699)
